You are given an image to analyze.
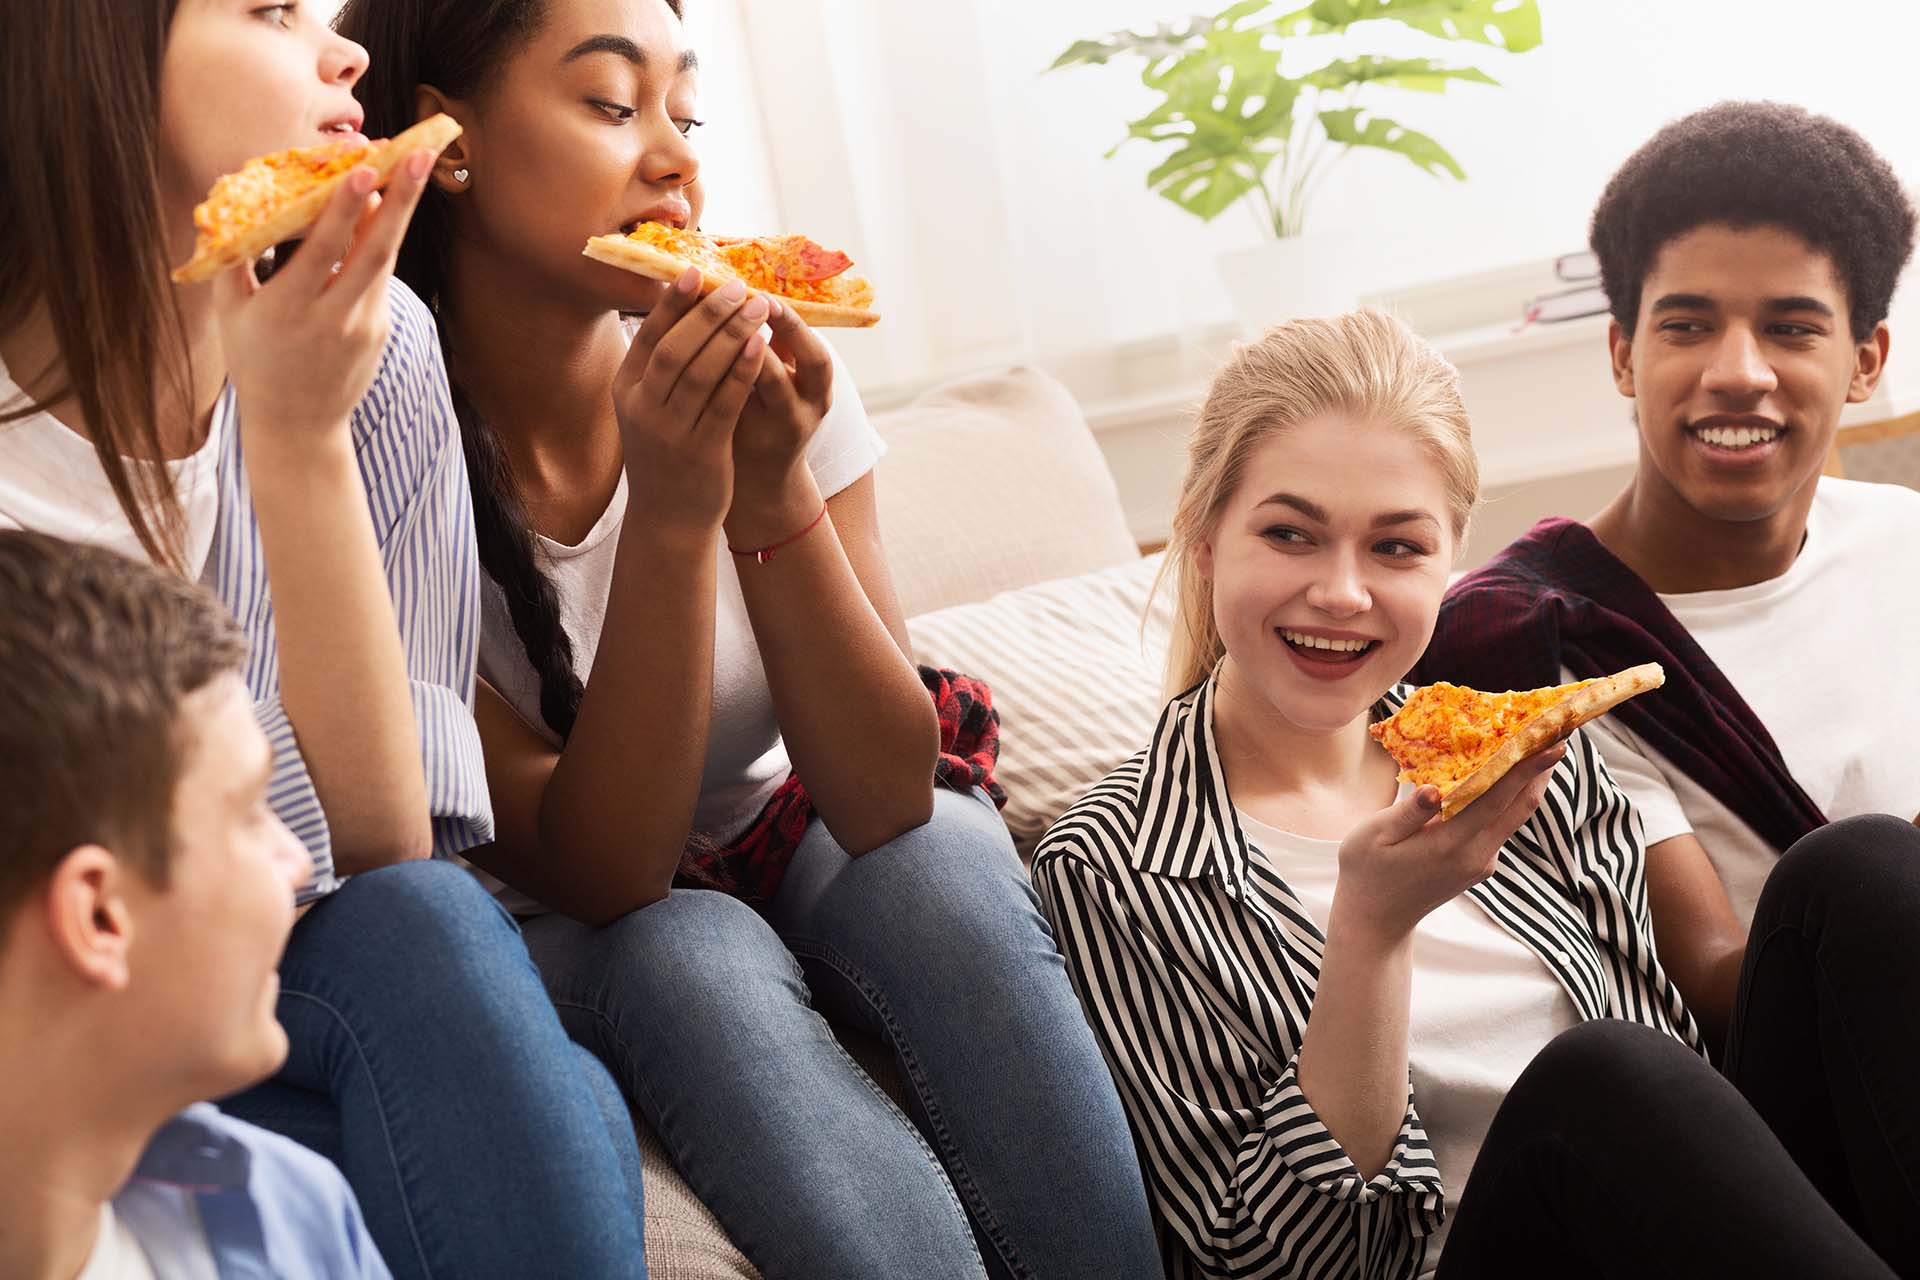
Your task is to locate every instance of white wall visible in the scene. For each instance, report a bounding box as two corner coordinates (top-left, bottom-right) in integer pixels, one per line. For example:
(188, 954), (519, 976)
(734, 0), (1920, 395)
(323, 0), (1920, 543)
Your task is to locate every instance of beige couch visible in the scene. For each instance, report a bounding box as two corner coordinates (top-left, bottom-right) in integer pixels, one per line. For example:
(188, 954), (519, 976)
(638, 365), (1173, 1278)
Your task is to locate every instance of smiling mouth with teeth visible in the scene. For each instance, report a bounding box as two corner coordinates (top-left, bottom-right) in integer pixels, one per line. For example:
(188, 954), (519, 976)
(1279, 629), (1379, 662)
(1689, 423), (1785, 449)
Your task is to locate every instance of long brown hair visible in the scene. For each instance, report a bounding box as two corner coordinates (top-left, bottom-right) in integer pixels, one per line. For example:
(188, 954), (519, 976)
(0, 0), (195, 571)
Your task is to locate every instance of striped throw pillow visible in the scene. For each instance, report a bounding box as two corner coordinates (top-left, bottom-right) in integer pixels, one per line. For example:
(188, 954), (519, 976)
(908, 553), (1173, 854)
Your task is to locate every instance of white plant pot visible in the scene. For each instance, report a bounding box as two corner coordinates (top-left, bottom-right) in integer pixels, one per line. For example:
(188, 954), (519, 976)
(1216, 233), (1365, 336)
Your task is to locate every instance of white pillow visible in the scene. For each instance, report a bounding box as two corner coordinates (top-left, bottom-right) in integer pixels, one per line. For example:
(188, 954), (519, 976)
(909, 552), (1174, 854)
(873, 366), (1140, 619)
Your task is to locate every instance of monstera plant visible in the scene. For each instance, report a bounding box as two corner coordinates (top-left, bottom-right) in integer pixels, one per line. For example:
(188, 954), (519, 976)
(1051, 0), (1543, 238)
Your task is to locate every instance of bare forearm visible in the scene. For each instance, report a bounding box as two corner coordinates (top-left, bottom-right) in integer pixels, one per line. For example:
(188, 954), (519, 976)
(1295, 897), (1415, 1180)
(1656, 921), (1746, 1057)
(535, 523), (717, 918)
(736, 504), (937, 854)
(244, 425), (429, 872)
(1645, 834), (1749, 1059)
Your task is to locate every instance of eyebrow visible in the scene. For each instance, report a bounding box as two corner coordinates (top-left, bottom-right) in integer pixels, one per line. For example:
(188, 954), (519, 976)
(1650, 292), (1835, 318)
(561, 34), (699, 73)
(1255, 493), (1441, 530)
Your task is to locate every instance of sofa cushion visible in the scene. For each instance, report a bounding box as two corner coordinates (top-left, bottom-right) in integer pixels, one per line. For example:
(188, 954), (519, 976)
(908, 552), (1173, 853)
(873, 366), (1139, 619)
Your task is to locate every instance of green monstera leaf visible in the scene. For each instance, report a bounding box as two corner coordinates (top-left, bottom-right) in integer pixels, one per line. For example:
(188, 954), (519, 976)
(1050, 0), (1539, 235)
(1318, 106), (1466, 178)
(1304, 56), (1499, 93)
(1273, 0), (1543, 51)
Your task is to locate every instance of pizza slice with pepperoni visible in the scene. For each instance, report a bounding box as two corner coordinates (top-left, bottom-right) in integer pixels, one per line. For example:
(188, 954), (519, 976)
(583, 222), (878, 328)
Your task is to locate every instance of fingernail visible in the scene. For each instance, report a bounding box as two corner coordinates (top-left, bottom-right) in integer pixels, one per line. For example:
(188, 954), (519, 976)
(350, 167), (376, 196)
(716, 279), (747, 303)
(743, 333), (767, 361)
(676, 267), (700, 293)
(742, 296), (770, 323)
(407, 149), (432, 180)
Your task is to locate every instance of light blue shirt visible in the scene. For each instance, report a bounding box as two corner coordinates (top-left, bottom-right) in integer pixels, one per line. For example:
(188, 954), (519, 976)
(110, 1104), (390, 1279)
(201, 279), (494, 900)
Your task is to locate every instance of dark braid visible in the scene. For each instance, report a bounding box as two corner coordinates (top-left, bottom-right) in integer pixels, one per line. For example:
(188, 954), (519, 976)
(445, 370), (585, 738)
(339, 0), (693, 741)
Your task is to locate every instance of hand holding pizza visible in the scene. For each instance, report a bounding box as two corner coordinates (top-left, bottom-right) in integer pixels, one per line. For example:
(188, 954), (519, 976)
(212, 148), (435, 445)
(723, 299), (834, 549)
(614, 270), (768, 538)
(1330, 737), (1567, 945)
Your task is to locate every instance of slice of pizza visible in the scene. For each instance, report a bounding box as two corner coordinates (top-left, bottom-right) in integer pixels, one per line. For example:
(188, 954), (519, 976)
(582, 222), (879, 328)
(171, 114), (463, 284)
(1369, 663), (1665, 819)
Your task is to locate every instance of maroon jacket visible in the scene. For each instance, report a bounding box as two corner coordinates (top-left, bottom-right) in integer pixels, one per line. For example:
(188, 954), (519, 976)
(1413, 518), (1824, 854)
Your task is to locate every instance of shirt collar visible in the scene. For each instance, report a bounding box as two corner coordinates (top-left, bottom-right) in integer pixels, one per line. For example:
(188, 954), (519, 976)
(1128, 668), (1409, 892)
(129, 1103), (253, 1194)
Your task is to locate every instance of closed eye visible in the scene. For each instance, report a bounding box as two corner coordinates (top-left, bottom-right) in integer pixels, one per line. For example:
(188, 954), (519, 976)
(590, 99), (638, 122)
(674, 118), (706, 137)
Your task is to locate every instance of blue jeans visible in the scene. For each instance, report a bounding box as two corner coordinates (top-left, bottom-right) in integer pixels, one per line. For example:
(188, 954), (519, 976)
(521, 787), (1160, 1280)
(221, 860), (648, 1279)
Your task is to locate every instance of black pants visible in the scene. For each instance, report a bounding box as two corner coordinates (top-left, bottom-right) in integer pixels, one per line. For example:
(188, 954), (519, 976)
(1437, 814), (1920, 1280)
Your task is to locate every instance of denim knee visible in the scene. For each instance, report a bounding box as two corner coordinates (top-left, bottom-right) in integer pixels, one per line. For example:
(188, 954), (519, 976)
(782, 789), (1054, 980)
(295, 859), (531, 1003)
(594, 890), (806, 1016)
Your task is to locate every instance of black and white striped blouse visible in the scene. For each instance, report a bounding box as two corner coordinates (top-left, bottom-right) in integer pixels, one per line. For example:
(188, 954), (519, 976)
(1032, 675), (1705, 1280)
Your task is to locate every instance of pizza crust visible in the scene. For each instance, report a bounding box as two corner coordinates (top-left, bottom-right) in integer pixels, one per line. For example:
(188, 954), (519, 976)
(171, 114), (464, 284)
(582, 234), (881, 328)
(1438, 663), (1666, 819)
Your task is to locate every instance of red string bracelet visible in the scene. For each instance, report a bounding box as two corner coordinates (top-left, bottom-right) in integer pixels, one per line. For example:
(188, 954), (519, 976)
(728, 502), (829, 564)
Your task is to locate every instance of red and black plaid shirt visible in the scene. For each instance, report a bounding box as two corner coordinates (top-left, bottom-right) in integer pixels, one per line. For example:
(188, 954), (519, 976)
(675, 666), (1006, 906)
(1413, 517), (1824, 854)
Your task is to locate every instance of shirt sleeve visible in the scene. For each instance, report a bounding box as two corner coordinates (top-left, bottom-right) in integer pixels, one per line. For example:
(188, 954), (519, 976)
(804, 340), (887, 500)
(1578, 712), (1693, 848)
(252, 281), (494, 893)
(1506, 729), (1705, 1051)
(358, 281), (493, 859)
(1032, 842), (1443, 1280)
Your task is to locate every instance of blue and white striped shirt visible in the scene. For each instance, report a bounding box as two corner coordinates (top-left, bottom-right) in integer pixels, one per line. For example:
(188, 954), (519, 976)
(202, 280), (492, 898)
(0, 279), (492, 899)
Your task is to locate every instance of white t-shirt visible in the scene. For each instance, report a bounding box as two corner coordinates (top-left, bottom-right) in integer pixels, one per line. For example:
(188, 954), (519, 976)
(1570, 478), (1920, 927)
(476, 342), (885, 914)
(0, 355), (229, 575)
(76, 1205), (162, 1280)
(1237, 807), (1582, 1275)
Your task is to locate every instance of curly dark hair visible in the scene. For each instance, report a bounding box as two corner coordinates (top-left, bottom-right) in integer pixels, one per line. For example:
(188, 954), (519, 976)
(1590, 101), (1916, 340)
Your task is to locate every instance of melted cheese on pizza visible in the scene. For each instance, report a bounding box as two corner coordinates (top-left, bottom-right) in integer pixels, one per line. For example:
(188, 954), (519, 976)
(622, 223), (875, 308)
(189, 139), (384, 253)
(1369, 679), (1591, 792)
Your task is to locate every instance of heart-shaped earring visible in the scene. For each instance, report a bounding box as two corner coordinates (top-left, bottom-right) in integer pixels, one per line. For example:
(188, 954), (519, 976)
(453, 167), (470, 183)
